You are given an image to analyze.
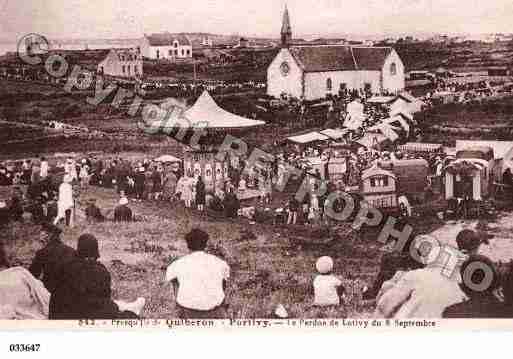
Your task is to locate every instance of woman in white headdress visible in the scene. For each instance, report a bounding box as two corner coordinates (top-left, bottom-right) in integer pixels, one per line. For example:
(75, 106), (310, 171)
(53, 175), (74, 227)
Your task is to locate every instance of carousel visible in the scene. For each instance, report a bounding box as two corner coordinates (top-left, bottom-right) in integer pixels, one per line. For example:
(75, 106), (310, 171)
(150, 90), (265, 192)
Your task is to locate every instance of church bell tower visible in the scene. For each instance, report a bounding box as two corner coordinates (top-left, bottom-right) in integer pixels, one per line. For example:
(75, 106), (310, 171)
(281, 5), (292, 47)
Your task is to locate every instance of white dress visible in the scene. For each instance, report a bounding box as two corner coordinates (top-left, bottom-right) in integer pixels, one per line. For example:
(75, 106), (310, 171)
(56, 182), (74, 219)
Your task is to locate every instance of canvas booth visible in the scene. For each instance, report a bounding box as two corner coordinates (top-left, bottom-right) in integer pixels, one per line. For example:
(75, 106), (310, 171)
(444, 146), (496, 200)
(360, 164), (398, 210)
(398, 142), (443, 154)
(149, 91), (265, 192)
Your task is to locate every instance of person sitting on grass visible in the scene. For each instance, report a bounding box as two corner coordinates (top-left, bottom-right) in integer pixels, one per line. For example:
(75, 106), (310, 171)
(443, 255), (505, 318)
(114, 197), (132, 222)
(165, 229), (230, 319)
(85, 198), (105, 223)
(0, 243), (51, 319)
(29, 223), (77, 295)
(49, 234), (145, 319)
(374, 235), (467, 319)
(313, 256), (345, 307)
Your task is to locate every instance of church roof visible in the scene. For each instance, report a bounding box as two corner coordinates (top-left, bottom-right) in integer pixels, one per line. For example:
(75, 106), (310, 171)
(281, 6), (292, 34)
(288, 46), (394, 73)
(352, 47), (392, 71)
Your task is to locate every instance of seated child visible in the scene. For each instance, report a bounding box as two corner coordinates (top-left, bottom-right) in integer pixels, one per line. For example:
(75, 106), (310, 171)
(313, 256), (345, 307)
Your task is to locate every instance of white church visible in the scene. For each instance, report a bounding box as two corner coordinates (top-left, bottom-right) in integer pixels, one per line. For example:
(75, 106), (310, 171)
(267, 7), (406, 101)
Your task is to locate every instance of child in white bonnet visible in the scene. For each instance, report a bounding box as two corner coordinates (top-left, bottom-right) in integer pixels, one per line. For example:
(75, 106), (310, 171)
(313, 256), (345, 307)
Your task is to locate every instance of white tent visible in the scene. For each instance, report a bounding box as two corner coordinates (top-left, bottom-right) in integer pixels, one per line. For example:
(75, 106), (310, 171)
(184, 91), (265, 128)
(155, 155), (182, 163)
(320, 128), (348, 140)
(367, 123), (401, 142)
(383, 116), (410, 135)
(287, 131), (329, 144)
(153, 91), (265, 130)
(356, 133), (388, 149)
(367, 96), (395, 105)
(345, 99), (365, 130)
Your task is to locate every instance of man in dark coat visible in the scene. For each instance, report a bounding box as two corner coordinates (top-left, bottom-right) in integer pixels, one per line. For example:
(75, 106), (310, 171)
(50, 234), (142, 319)
(223, 188), (239, 218)
(114, 197), (132, 222)
(134, 167), (146, 201)
(8, 187), (24, 222)
(196, 177), (206, 211)
(29, 223), (76, 294)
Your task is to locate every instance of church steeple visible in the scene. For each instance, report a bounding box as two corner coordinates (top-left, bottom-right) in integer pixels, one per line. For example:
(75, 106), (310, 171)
(281, 5), (292, 47)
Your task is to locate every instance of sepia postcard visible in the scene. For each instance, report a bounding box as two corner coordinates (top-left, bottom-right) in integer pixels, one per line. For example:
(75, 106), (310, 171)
(2, 0), (513, 341)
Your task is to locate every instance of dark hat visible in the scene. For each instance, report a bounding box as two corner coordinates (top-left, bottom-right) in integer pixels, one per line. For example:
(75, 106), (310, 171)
(456, 229), (489, 252)
(77, 234), (100, 259)
(40, 222), (62, 236)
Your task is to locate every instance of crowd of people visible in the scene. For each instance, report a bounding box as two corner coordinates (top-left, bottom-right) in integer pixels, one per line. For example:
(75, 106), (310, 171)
(3, 216), (513, 319)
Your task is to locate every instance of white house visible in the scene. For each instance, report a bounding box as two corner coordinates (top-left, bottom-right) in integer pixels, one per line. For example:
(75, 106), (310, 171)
(140, 33), (192, 60)
(97, 48), (143, 78)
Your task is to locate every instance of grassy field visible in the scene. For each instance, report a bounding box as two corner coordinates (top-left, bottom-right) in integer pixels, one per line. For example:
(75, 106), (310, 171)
(419, 96), (513, 145)
(0, 182), (447, 319)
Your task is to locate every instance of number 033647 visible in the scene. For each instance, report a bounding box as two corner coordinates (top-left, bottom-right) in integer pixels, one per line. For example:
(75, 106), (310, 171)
(9, 344), (40, 352)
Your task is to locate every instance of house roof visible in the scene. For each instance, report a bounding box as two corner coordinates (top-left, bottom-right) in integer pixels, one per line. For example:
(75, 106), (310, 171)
(145, 33), (191, 47)
(288, 45), (393, 73)
(362, 166), (396, 181)
(109, 48), (140, 61)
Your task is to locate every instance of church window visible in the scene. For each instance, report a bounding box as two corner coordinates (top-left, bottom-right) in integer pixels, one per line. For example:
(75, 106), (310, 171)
(122, 65), (125, 74)
(156, 49), (160, 59)
(390, 63), (397, 75)
(326, 78), (332, 91)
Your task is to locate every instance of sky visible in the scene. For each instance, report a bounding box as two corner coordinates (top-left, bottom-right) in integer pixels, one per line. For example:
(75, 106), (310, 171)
(1, 0), (512, 41)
